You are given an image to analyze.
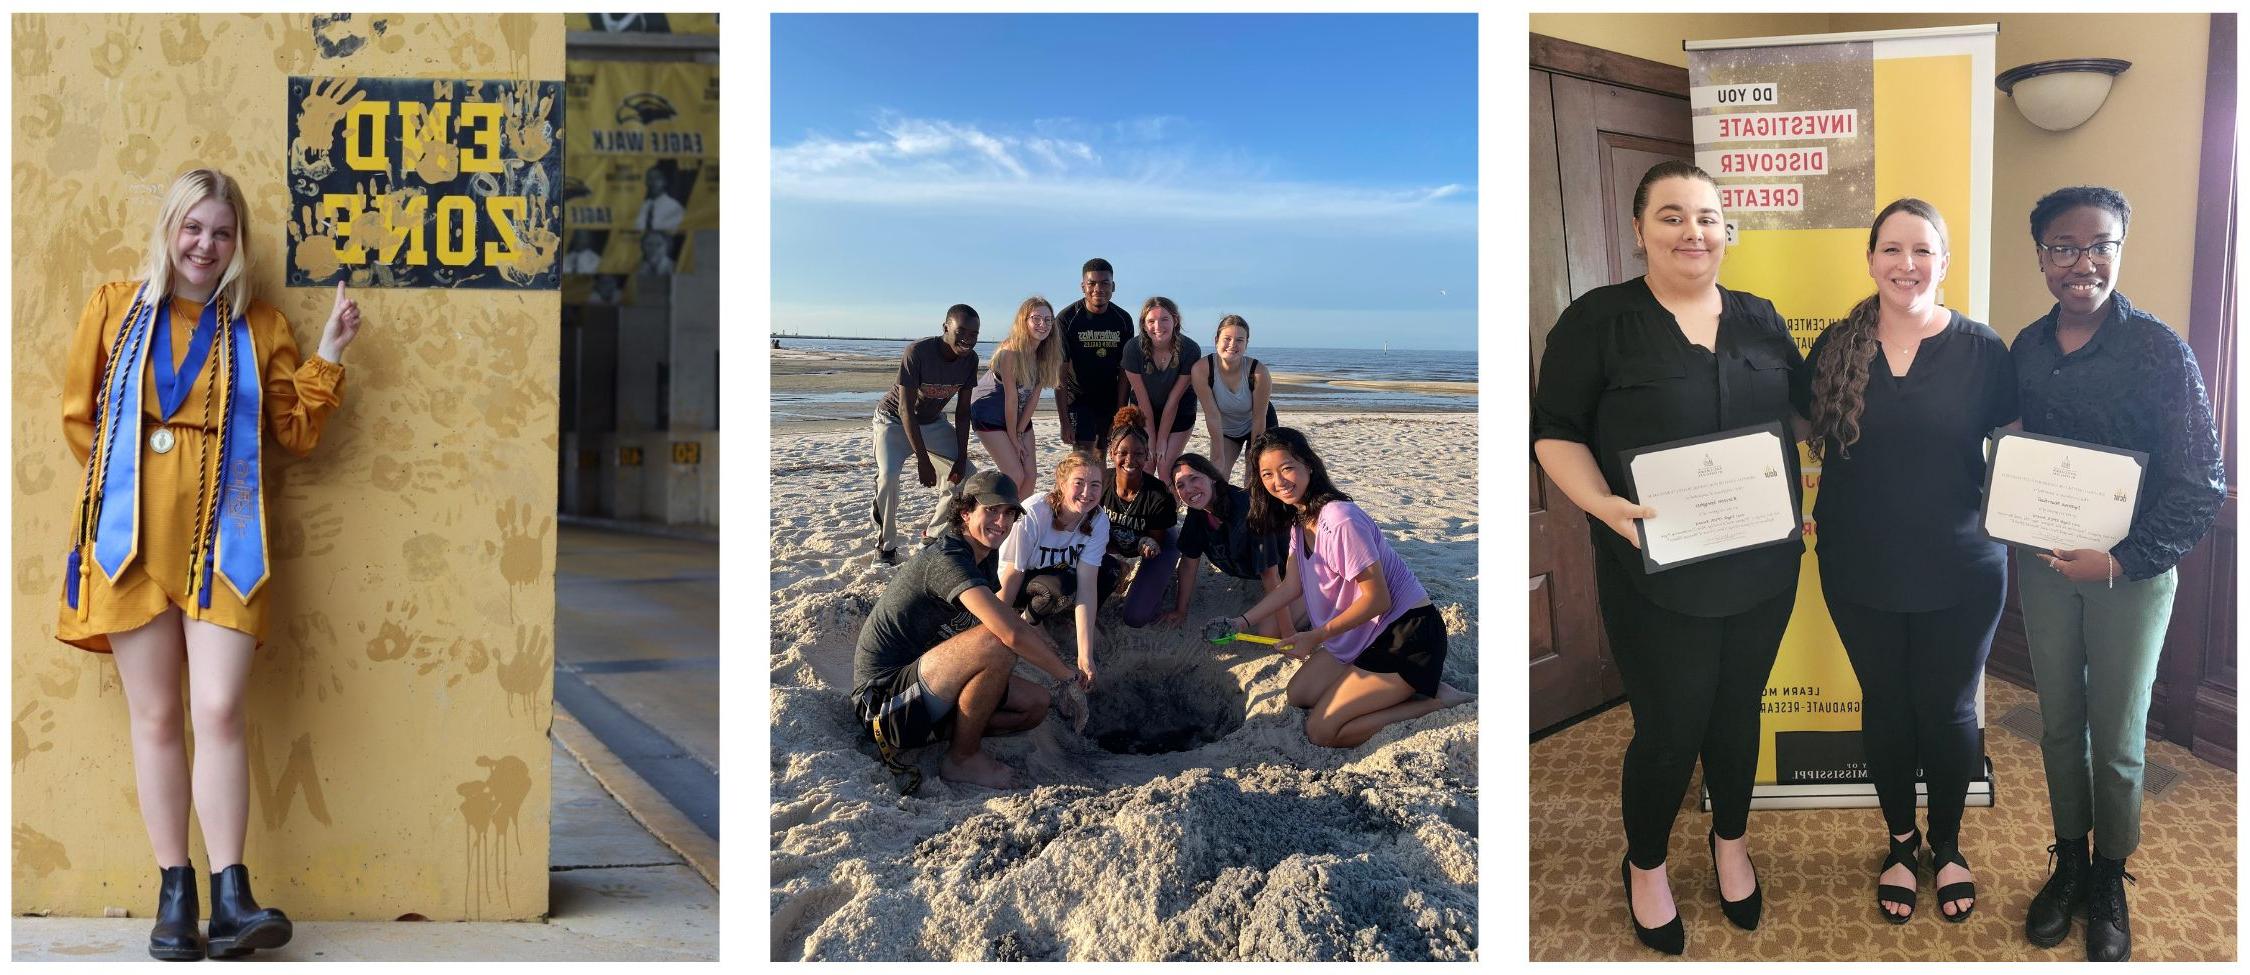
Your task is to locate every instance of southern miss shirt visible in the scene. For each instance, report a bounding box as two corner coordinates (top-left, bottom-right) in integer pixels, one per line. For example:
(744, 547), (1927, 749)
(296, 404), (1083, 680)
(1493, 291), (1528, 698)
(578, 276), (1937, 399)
(1057, 299), (1132, 404)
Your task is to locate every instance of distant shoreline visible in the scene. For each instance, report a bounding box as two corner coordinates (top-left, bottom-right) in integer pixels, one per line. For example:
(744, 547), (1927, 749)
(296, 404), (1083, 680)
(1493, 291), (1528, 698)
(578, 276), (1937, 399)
(770, 347), (1476, 427)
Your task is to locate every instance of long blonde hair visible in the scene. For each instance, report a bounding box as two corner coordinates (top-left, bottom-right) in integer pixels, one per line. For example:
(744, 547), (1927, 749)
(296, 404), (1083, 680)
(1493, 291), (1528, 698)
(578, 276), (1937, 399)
(139, 168), (254, 313)
(1001, 295), (1062, 388)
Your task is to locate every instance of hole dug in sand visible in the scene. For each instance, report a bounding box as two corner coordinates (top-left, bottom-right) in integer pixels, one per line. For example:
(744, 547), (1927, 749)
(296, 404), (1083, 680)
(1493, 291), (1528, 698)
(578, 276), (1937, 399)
(1081, 652), (1247, 755)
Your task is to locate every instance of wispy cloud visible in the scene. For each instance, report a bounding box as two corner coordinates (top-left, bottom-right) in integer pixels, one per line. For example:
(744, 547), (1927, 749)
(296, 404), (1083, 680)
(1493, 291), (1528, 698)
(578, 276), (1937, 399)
(773, 112), (1474, 233)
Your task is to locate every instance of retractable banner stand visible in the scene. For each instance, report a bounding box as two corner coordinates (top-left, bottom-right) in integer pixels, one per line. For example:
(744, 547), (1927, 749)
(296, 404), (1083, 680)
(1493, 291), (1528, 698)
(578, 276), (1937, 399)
(1687, 25), (1997, 809)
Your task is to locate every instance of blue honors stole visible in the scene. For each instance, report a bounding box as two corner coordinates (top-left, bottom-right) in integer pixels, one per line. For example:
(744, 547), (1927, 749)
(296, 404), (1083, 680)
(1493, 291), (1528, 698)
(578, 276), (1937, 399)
(76, 281), (268, 611)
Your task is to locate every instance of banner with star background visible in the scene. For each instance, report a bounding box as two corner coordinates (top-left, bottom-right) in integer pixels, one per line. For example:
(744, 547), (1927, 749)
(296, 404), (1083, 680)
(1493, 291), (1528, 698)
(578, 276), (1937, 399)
(1689, 25), (1996, 803)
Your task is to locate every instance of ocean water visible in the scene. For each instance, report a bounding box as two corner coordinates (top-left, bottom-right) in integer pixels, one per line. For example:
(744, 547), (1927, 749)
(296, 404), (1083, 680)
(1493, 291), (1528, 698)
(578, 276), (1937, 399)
(771, 336), (1476, 421)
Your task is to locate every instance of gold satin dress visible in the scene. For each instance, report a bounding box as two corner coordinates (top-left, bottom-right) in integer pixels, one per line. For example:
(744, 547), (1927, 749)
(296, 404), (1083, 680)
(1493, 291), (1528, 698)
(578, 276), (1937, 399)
(56, 280), (345, 652)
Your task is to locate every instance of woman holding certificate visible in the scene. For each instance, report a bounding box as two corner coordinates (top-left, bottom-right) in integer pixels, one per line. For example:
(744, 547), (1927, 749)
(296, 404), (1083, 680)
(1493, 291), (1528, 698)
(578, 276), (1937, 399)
(1532, 161), (1806, 955)
(2009, 187), (2222, 962)
(1794, 199), (2016, 926)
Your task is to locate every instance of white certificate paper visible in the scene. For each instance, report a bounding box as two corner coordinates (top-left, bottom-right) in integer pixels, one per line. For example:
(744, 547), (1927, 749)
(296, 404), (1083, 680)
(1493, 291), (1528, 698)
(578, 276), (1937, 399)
(1981, 430), (2146, 554)
(1622, 423), (1802, 572)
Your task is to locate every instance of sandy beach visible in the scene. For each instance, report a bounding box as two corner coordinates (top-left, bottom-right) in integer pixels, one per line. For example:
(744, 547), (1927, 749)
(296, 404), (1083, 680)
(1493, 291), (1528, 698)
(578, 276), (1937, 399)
(768, 350), (1479, 961)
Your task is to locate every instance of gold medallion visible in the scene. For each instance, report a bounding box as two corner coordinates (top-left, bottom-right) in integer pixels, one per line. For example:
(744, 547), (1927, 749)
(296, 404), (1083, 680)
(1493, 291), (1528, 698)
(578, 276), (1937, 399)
(149, 428), (175, 454)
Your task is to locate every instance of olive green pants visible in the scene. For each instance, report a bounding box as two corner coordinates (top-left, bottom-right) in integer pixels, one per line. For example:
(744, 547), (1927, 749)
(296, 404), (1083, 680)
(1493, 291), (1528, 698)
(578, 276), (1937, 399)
(2014, 550), (2177, 859)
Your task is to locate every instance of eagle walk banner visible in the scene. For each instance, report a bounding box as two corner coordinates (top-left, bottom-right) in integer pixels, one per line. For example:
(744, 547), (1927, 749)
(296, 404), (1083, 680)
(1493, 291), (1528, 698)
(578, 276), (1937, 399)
(1687, 25), (1997, 808)
(561, 58), (719, 297)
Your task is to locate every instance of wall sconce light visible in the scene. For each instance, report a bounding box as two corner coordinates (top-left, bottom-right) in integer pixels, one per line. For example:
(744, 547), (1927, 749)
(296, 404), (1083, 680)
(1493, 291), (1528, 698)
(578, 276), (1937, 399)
(1996, 58), (2131, 132)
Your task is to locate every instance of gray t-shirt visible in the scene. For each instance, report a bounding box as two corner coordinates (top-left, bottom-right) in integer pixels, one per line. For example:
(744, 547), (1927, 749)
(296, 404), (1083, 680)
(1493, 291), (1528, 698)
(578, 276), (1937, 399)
(852, 530), (996, 697)
(1120, 334), (1203, 422)
(876, 336), (980, 425)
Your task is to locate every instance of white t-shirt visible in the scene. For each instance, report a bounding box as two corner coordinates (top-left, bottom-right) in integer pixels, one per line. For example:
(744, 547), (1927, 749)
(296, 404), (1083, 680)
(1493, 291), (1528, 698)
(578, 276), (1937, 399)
(999, 495), (1111, 572)
(635, 194), (685, 233)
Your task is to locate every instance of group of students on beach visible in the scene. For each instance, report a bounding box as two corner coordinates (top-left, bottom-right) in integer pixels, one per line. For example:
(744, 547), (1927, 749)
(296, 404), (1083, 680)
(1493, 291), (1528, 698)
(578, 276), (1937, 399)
(851, 258), (1472, 789)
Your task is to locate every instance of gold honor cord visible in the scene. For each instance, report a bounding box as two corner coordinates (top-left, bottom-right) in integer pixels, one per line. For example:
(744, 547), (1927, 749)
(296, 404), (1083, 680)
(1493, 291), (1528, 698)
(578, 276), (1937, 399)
(184, 295), (235, 610)
(68, 291), (151, 620)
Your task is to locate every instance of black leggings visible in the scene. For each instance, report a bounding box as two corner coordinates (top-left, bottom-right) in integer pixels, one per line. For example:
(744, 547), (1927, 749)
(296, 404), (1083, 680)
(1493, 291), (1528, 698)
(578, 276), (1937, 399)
(1595, 550), (1795, 869)
(1823, 567), (2004, 851)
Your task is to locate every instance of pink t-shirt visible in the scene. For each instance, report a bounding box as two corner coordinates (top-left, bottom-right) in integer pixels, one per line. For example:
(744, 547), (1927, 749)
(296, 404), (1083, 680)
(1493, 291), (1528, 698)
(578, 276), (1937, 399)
(1290, 501), (1431, 663)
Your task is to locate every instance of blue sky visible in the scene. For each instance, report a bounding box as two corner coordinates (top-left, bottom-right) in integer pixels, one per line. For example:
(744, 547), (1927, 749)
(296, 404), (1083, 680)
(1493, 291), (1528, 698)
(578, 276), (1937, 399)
(770, 13), (1477, 351)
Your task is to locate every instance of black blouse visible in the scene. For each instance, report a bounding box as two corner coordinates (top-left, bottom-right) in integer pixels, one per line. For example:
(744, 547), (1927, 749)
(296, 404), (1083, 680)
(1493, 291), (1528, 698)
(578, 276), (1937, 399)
(1532, 277), (1807, 617)
(2012, 292), (2225, 580)
(1791, 312), (2018, 612)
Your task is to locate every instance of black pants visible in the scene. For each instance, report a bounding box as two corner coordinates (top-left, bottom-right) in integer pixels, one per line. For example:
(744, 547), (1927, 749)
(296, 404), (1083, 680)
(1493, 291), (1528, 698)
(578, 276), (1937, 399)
(1595, 550), (1795, 869)
(1823, 566), (2004, 851)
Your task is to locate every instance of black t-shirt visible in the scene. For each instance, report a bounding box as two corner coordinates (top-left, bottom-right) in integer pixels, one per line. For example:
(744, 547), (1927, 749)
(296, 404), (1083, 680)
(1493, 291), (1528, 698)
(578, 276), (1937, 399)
(1791, 312), (2018, 612)
(1057, 299), (1134, 404)
(852, 530), (996, 697)
(1178, 484), (1281, 579)
(1530, 277), (1807, 617)
(1102, 473), (1178, 557)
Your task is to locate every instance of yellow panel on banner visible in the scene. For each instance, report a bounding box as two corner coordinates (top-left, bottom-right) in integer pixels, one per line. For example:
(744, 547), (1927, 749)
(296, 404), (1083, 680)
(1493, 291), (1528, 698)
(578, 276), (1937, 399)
(562, 58), (719, 286)
(1688, 25), (1995, 806)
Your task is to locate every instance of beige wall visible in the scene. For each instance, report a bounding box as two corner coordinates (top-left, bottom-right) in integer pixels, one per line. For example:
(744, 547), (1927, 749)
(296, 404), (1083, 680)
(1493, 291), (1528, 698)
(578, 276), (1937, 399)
(1531, 13), (2213, 341)
(13, 14), (563, 919)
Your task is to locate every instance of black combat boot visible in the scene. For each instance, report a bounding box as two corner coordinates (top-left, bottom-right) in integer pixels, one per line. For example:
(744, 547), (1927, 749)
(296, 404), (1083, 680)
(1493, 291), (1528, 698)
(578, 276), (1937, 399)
(205, 864), (292, 959)
(2084, 852), (2135, 962)
(149, 865), (204, 961)
(2025, 835), (2088, 948)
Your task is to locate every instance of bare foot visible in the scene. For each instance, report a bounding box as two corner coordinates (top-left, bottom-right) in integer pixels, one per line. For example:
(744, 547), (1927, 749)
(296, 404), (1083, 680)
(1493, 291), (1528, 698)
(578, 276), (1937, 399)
(1628, 861), (1678, 928)
(1880, 833), (1917, 918)
(1713, 834), (1757, 902)
(1936, 860), (1974, 918)
(1435, 683), (1476, 708)
(939, 751), (1017, 790)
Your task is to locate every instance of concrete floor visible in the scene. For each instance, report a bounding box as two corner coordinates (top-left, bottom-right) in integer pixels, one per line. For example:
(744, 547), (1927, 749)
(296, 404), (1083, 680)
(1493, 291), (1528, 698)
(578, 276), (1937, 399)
(14, 523), (723, 961)
(13, 740), (717, 961)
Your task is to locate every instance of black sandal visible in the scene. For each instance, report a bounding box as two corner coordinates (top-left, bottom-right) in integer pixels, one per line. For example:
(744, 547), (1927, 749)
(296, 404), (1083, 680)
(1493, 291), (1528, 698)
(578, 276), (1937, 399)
(1928, 841), (1977, 922)
(1876, 829), (1921, 924)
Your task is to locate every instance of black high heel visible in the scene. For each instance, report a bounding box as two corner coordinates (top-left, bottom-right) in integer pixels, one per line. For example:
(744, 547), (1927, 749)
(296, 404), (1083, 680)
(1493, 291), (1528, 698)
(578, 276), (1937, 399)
(1876, 829), (1921, 924)
(1707, 829), (1763, 930)
(205, 864), (292, 959)
(1927, 841), (1977, 923)
(1620, 855), (1685, 955)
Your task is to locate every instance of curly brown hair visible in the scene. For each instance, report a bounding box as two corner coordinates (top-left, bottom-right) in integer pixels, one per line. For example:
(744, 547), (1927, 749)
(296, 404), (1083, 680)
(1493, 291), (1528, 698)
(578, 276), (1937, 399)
(1809, 198), (1949, 460)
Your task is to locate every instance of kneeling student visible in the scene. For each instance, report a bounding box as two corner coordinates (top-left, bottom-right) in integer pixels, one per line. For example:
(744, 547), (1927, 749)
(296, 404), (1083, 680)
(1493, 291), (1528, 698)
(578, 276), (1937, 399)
(852, 471), (1088, 790)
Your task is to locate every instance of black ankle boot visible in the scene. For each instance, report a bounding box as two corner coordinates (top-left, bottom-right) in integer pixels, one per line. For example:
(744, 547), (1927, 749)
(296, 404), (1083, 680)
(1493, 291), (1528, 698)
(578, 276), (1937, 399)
(149, 865), (204, 961)
(2085, 852), (2135, 962)
(2026, 836), (2088, 948)
(205, 864), (292, 959)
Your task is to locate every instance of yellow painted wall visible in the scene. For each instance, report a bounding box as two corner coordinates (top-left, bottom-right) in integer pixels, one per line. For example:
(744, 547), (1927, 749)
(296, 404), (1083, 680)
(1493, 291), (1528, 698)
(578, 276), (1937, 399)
(1530, 12), (2212, 341)
(12, 13), (562, 920)
(1831, 14), (2209, 340)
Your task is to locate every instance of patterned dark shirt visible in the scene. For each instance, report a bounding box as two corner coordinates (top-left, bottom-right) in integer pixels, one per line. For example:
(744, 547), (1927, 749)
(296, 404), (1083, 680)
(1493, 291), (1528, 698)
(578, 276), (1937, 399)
(2012, 292), (2224, 580)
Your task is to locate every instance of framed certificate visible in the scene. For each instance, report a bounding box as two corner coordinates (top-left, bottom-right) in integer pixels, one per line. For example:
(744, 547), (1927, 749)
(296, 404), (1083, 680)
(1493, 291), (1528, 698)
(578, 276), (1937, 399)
(1981, 429), (2146, 553)
(1619, 421), (1803, 573)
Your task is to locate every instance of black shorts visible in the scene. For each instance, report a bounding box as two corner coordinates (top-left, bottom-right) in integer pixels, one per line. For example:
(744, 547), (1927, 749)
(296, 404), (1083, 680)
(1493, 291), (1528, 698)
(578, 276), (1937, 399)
(1066, 399), (1115, 447)
(855, 658), (956, 750)
(1347, 603), (1448, 698)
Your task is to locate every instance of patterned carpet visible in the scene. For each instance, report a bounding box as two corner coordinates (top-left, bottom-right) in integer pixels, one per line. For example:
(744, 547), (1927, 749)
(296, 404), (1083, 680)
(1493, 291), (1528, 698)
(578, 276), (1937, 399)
(1529, 678), (2236, 961)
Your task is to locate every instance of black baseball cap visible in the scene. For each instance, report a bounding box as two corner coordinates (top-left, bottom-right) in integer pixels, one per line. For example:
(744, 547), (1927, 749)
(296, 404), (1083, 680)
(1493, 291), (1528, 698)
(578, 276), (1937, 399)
(958, 470), (1025, 515)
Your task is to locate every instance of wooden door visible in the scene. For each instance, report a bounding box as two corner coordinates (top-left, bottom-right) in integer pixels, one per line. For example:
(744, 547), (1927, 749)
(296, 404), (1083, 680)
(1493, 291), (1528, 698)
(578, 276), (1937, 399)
(1528, 37), (1694, 735)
